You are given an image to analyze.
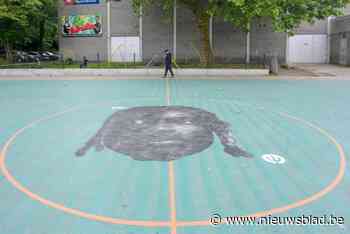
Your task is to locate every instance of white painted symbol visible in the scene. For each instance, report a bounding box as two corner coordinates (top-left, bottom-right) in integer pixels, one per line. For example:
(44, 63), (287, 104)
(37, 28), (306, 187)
(112, 106), (126, 110)
(261, 154), (286, 164)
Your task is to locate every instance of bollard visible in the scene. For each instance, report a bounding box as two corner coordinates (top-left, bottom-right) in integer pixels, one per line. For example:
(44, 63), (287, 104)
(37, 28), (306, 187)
(97, 53), (100, 68)
(80, 56), (88, 69)
(269, 54), (279, 75)
(60, 54), (64, 69)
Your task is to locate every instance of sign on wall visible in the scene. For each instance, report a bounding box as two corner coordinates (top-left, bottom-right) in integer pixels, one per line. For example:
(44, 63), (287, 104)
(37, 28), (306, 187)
(111, 37), (141, 62)
(64, 0), (100, 5)
(62, 15), (102, 37)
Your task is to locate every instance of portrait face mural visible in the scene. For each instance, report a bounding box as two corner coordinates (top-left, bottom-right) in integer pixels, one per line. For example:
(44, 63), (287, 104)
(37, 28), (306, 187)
(76, 106), (253, 161)
(62, 15), (102, 37)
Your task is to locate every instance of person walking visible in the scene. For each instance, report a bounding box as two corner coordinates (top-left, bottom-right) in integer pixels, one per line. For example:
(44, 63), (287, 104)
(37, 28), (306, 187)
(163, 49), (174, 78)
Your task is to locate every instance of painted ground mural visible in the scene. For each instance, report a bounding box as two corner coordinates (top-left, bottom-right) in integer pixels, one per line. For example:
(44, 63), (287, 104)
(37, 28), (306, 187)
(76, 106), (253, 161)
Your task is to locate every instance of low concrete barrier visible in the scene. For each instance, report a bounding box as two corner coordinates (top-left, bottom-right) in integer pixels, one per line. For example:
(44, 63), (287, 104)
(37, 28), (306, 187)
(0, 68), (269, 77)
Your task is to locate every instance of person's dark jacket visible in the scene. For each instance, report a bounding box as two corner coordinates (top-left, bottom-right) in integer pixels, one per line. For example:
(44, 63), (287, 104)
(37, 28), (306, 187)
(165, 52), (172, 67)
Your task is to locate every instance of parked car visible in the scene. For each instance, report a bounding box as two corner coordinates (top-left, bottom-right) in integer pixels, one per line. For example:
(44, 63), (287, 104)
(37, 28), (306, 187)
(0, 48), (7, 61)
(28, 51), (42, 62)
(13, 51), (60, 63)
(0, 48), (5, 56)
(15, 51), (31, 63)
(45, 51), (60, 61)
(40, 52), (51, 61)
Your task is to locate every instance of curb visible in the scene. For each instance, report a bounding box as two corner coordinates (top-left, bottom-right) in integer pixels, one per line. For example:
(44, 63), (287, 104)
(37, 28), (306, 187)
(0, 69), (270, 77)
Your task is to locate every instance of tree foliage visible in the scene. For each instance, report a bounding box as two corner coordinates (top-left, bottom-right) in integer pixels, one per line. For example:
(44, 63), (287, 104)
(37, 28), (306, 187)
(220, 0), (349, 33)
(132, 0), (349, 65)
(0, 0), (58, 61)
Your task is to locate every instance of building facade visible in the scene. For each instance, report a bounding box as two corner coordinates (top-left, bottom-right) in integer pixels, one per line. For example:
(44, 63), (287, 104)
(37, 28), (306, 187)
(330, 7), (350, 65)
(58, 0), (349, 65)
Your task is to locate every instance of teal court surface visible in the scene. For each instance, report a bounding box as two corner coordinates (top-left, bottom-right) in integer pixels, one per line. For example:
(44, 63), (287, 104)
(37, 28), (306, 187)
(0, 78), (349, 234)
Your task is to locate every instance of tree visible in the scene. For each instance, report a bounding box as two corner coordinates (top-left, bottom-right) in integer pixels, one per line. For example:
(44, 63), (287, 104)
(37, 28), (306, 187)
(132, 0), (349, 66)
(32, 0), (58, 51)
(0, 0), (43, 61)
(0, 0), (58, 62)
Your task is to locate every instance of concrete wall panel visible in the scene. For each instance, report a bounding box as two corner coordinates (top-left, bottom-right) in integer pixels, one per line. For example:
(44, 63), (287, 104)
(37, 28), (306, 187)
(58, 1), (108, 61)
(250, 18), (287, 64)
(295, 20), (328, 35)
(110, 0), (139, 36)
(330, 16), (350, 65)
(175, 5), (201, 63)
(142, 3), (173, 64)
(213, 18), (246, 63)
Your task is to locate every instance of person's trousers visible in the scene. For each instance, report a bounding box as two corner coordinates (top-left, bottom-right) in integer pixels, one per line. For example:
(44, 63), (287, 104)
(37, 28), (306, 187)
(164, 65), (174, 77)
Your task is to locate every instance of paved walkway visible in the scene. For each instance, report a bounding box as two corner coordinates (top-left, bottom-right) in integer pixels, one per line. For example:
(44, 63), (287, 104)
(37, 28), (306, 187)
(284, 64), (350, 79)
(0, 64), (349, 80)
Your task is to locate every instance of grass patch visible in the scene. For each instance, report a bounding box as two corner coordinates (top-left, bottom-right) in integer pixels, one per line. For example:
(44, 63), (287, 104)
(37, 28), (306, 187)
(0, 61), (266, 69)
(175, 63), (264, 69)
(0, 57), (9, 65)
(0, 61), (145, 69)
(88, 62), (145, 69)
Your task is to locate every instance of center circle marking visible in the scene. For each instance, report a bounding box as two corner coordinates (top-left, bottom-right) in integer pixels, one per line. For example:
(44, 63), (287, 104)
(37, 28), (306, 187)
(0, 104), (346, 228)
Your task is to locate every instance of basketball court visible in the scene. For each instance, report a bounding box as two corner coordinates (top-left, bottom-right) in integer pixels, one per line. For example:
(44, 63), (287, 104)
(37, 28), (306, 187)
(0, 78), (349, 234)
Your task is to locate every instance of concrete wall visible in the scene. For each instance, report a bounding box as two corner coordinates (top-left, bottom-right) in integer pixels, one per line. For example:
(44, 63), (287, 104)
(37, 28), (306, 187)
(343, 5), (350, 15)
(250, 18), (287, 64)
(58, 1), (350, 65)
(142, 3), (173, 64)
(176, 5), (201, 63)
(330, 3), (350, 65)
(331, 16), (350, 34)
(295, 20), (328, 35)
(213, 18), (246, 63)
(330, 33), (341, 64)
(58, 1), (287, 64)
(58, 1), (108, 62)
(330, 16), (350, 65)
(142, 6), (286, 64)
(110, 1), (139, 36)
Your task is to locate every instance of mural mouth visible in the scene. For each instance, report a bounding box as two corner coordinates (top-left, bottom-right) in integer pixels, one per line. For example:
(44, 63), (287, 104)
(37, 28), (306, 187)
(76, 106), (253, 161)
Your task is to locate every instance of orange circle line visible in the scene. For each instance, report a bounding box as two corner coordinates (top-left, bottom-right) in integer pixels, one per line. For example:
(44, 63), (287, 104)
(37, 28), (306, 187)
(166, 78), (177, 233)
(176, 111), (347, 227)
(168, 161), (177, 233)
(0, 108), (346, 228)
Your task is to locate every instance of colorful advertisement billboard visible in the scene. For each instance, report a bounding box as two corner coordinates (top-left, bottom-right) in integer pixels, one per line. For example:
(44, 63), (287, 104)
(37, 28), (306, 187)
(62, 15), (102, 37)
(64, 0), (100, 5)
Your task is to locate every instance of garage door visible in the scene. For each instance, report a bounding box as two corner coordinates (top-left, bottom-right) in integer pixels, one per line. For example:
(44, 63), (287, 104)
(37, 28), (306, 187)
(288, 35), (328, 63)
(111, 37), (141, 62)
